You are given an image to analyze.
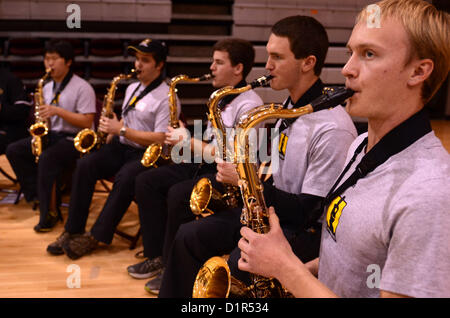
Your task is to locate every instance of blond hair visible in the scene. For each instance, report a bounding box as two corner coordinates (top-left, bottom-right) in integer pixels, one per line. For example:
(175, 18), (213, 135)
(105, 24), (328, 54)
(357, 0), (449, 103)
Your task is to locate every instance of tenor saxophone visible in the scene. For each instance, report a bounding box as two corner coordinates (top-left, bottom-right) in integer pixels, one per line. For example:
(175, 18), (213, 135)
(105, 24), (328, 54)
(74, 69), (137, 154)
(192, 86), (355, 298)
(141, 73), (212, 167)
(189, 75), (273, 218)
(30, 67), (52, 162)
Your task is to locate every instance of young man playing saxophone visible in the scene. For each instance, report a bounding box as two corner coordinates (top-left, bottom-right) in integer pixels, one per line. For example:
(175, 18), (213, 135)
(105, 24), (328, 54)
(238, 0), (450, 298)
(126, 38), (263, 295)
(6, 40), (96, 232)
(157, 15), (358, 297)
(46, 39), (179, 259)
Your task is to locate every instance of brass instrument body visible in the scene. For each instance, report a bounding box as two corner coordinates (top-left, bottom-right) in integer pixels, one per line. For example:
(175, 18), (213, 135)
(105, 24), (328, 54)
(193, 87), (355, 298)
(189, 177), (228, 218)
(74, 70), (137, 154)
(141, 73), (212, 167)
(192, 256), (253, 298)
(30, 68), (52, 162)
(190, 75), (273, 217)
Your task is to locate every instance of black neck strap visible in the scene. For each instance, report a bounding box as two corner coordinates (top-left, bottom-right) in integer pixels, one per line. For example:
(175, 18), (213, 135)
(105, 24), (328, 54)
(218, 79), (247, 111)
(123, 75), (163, 115)
(50, 71), (73, 105)
(324, 108), (432, 207)
(279, 78), (324, 132)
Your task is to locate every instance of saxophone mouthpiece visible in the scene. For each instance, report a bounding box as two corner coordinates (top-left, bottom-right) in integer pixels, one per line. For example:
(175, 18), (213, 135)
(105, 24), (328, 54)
(340, 88), (355, 106)
(250, 75), (273, 89)
(134, 69), (141, 75)
(199, 74), (213, 81)
(311, 87), (355, 112)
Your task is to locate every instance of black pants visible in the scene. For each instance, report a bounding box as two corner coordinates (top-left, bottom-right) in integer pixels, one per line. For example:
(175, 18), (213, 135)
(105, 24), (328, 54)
(159, 207), (242, 298)
(0, 129), (28, 155)
(64, 137), (147, 244)
(158, 211), (322, 298)
(134, 162), (218, 262)
(6, 132), (79, 224)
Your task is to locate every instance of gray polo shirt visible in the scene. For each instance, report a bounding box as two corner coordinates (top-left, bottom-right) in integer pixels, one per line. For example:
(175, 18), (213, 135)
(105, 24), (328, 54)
(121, 80), (179, 149)
(271, 104), (357, 196)
(43, 74), (96, 134)
(318, 132), (450, 297)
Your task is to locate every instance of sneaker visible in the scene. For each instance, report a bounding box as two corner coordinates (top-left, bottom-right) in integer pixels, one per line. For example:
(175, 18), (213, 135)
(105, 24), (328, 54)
(127, 256), (163, 279)
(34, 210), (62, 233)
(47, 231), (73, 255)
(144, 268), (164, 295)
(62, 232), (98, 260)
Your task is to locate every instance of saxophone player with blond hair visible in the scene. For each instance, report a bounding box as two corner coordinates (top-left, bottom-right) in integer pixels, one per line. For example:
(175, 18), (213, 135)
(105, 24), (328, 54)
(46, 39), (179, 259)
(6, 39), (96, 232)
(239, 0), (450, 298)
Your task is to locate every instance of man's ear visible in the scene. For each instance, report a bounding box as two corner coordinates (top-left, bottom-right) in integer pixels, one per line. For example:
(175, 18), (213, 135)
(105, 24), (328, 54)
(407, 58), (434, 87)
(156, 61), (165, 73)
(301, 55), (317, 73)
(234, 62), (244, 76)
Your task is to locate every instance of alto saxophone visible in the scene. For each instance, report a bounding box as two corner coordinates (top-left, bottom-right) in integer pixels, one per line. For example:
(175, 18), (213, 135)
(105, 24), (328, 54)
(30, 67), (52, 162)
(192, 86), (355, 298)
(74, 69), (137, 154)
(141, 73), (212, 167)
(189, 75), (273, 218)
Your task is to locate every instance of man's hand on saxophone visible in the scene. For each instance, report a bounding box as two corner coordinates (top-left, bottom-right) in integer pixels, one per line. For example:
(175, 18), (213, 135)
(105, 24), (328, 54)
(238, 207), (330, 298)
(164, 120), (189, 146)
(238, 207), (291, 278)
(215, 158), (239, 186)
(39, 103), (95, 129)
(38, 104), (58, 119)
(98, 113), (122, 137)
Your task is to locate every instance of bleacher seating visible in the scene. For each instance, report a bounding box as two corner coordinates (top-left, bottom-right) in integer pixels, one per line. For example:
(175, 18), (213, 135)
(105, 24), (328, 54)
(1, 0), (446, 123)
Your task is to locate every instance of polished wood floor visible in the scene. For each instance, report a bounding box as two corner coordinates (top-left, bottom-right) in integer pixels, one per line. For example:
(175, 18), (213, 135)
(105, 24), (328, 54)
(0, 159), (153, 298)
(0, 119), (449, 298)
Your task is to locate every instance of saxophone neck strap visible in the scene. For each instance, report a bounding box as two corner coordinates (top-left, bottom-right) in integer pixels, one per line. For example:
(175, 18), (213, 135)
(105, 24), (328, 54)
(50, 71), (73, 105)
(323, 107), (431, 208)
(278, 78), (324, 132)
(217, 79), (247, 111)
(122, 75), (163, 116)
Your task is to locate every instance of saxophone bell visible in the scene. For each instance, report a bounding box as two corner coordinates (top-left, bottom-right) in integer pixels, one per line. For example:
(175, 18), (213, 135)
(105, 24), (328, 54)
(192, 256), (253, 298)
(140, 143), (163, 168)
(73, 128), (98, 154)
(189, 177), (229, 217)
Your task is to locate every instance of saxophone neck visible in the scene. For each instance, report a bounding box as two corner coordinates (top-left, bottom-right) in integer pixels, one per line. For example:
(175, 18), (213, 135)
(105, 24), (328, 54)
(208, 74), (272, 115)
(34, 68), (52, 119)
(168, 73), (213, 127)
(104, 70), (136, 116)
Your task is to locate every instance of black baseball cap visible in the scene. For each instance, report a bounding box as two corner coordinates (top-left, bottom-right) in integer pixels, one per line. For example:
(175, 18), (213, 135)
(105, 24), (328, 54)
(127, 38), (168, 62)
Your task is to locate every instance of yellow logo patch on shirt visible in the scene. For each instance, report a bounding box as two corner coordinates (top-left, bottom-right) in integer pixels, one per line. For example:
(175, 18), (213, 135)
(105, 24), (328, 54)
(326, 195), (347, 241)
(128, 95), (137, 107)
(278, 132), (288, 160)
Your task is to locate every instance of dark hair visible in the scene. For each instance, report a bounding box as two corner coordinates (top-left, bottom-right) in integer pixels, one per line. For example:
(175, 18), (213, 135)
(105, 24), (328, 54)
(271, 16), (329, 76)
(44, 39), (75, 63)
(213, 38), (255, 79)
